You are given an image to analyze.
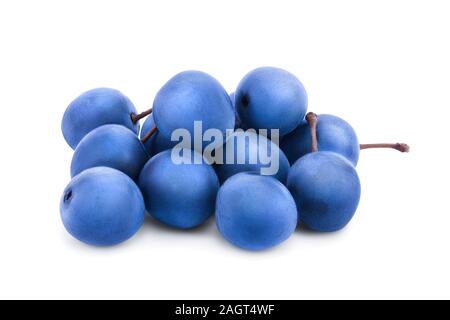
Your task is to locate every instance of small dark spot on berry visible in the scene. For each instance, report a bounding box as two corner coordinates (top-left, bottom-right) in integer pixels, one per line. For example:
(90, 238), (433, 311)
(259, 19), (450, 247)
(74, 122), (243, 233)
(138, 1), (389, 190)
(64, 190), (73, 203)
(241, 94), (250, 108)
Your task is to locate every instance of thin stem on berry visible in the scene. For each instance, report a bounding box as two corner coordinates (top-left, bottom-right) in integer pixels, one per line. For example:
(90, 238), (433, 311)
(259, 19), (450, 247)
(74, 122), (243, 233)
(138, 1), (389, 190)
(306, 112), (319, 152)
(141, 127), (157, 144)
(360, 143), (410, 153)
(131, 108), (153, 124)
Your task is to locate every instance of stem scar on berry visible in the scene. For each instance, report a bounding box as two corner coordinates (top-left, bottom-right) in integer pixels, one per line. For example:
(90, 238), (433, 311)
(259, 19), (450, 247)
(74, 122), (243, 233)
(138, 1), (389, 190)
(63, 189), (73, 203)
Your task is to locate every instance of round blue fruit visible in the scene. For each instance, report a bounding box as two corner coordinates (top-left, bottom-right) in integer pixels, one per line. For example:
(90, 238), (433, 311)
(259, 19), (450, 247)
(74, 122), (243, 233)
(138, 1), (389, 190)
(216, 172), (298, 251)
(60, 167), (145, 246)
(71, 124), (149, 181)
(281, 114), (360, 166)
(214, 130), (290, 184)
(140, 114), (177, 157)
(62, 88), (139, 149)
(235, 67), (308, 136)
(287, 152), (361, 232)
(138, 149), (219, 229)
(153, 71), (235, 151)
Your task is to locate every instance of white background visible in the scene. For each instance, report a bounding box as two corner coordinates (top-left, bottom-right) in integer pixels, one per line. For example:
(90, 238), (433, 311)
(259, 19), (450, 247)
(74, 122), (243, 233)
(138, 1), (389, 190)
(0, 0), (449, 299)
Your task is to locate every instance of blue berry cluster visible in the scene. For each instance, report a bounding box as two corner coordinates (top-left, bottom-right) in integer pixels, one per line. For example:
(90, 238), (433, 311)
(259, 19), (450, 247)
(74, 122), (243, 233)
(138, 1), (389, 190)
(60, 67), (408, 250)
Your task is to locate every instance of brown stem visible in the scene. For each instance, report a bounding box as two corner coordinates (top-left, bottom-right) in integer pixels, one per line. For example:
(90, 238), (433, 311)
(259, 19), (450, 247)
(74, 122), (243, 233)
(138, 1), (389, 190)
(131, 108), (152, 124)
(306, 112), (319, 152)
(141, 127), (157, 144)
(360, 143), (410, 153)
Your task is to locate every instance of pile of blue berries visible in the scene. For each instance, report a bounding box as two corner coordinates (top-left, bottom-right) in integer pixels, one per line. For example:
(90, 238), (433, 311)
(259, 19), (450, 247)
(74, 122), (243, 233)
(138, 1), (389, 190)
(60, 67), (409, 250)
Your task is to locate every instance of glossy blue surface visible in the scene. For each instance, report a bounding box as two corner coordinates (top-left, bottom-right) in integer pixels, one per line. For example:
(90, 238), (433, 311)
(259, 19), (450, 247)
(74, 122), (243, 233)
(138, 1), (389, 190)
(287, 152), (361, 232)
(281, 114), (360, 166)
(214, 130), (290, 184)
(216, 172), (297, 251)
(138, 149), (220, 229)
(140, 114), (177, 157)
(62, 88), (139, 149)
(60, 167), (145, 246)
(153, 71), (235, 151)
(71, 124), (149, 181)
(235, 67), (307, 136)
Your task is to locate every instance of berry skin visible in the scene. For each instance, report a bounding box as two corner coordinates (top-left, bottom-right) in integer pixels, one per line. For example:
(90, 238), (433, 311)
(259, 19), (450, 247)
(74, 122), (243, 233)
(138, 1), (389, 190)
(281, 114), (360, 166)
(62, 88), (139, 149)
(235, 67), (308, 136)
(71, 124), (149, 181)
(216, 172), (298, 250)
(287, 152), (361, 232)
(153, 71), (235, 152)
(138, 149), (219, 229)
(60, 167), (145, 246)
(229, 92), (243, 129)
(140, 114), (177, 157)
(214, 130), (290, 185)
